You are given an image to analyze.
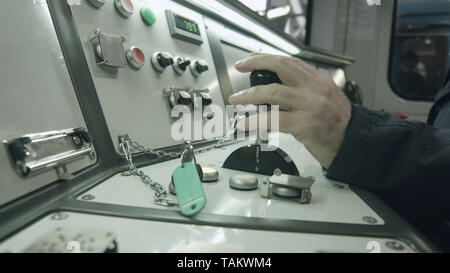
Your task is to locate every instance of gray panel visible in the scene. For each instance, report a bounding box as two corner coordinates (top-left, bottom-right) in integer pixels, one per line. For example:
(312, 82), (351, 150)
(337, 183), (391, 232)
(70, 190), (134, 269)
(221, 43), (251, 93)
(0, 0), (95, 206)
(70, 0), (227, 153)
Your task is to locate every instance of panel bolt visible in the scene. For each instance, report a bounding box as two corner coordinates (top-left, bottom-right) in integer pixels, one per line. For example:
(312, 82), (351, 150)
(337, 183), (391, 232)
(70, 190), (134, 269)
(386, 241), (405, 251)
(362, 216), (378, 224)
(81, 194), (95, 201)
(51, 212), (69, 221)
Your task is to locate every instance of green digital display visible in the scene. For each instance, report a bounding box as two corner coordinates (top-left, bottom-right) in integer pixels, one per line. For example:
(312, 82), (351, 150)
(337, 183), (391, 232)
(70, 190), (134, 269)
(174, 14), (200, 36)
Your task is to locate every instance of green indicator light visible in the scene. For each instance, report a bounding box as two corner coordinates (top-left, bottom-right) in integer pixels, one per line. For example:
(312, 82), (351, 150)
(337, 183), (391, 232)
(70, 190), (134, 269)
(140, 7), (156, 25)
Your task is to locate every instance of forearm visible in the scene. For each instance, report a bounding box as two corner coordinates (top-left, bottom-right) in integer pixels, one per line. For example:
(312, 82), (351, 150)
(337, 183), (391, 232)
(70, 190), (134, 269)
(327, 104), (450, 215)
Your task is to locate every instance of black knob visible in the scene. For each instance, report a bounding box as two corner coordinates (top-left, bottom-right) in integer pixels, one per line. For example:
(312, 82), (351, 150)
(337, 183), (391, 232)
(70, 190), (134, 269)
(200, 92), (212, 106)
(250, 70), (282, 87)
(177, 91), (192, 105)
(157, 52), (174, 68)
(195, 62), (208, 73)
(178, 58), (191, 71)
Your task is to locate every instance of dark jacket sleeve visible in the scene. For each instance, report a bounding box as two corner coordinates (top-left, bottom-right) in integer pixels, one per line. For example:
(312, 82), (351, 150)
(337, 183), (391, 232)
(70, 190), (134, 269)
(326, 104), (450, 251)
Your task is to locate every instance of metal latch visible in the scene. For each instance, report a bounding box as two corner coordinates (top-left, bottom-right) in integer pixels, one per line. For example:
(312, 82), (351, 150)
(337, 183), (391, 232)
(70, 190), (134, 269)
(261, 169), (315, 204)
(3, 127), (95, 180)
(88, 29), (128, 68)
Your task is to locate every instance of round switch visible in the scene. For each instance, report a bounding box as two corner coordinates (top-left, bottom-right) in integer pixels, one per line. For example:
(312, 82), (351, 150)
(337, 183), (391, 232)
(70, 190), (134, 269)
(140, 7), (157, 25)
(173, 56), (191, 75)
(115, 0), (134, 18)
(87, 0), (105, 8)
(190, 60), (208, 77)
(126, 46), (145, 70)
(151, 51), (174, 72)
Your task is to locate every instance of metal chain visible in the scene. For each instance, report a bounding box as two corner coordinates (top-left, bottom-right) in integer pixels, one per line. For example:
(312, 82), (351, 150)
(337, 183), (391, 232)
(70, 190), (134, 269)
(119, 114), (241, 207)
(120, 138), (177, 206)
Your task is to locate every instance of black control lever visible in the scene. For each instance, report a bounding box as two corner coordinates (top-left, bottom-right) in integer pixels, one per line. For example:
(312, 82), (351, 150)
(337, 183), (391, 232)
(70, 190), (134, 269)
(222, 70), (299, 176)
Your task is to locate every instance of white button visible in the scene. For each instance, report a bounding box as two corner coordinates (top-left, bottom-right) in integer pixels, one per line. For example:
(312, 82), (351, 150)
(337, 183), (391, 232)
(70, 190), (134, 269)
(114, 0), (134, 18)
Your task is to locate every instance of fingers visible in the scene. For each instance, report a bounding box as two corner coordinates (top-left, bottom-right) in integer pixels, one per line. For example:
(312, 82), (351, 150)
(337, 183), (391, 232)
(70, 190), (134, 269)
(235, 110), (296, 133)
(234, 54), (315, 86)
(228, 84), (308, 111)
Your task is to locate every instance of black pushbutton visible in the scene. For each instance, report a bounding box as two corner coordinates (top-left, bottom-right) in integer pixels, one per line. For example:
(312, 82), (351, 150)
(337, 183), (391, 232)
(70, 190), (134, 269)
(157, 53), (174, 68)
(177, 91), (192, 105)
(178, 58), (191, 71)
(250, 70), (282, 87)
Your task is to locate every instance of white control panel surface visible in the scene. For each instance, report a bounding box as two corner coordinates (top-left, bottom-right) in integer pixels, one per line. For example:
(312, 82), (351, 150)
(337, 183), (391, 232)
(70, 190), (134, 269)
(78, 133), (383, 225)
(0, 212), (411, 253)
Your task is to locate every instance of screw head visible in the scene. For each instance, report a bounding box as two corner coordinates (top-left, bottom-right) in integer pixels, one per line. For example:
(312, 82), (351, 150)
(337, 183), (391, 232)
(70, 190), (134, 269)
(81, 194), (95, 201)
(386, 241), (405, 251)
(51, 212), (69, 221)
(362, 216), (378, 224)
(72, 136), (82, 146)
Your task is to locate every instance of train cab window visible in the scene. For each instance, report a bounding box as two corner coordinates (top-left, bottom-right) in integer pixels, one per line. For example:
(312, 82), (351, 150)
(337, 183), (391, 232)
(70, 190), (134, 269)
(389, 0), (450, 101)
(235, 0), (310, 44)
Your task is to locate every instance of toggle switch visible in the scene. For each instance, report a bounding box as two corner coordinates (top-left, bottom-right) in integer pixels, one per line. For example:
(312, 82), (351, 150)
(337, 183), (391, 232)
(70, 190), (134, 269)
(190, 60), (208, 77)
(177, 91), (192, 106)
(199, 92), (212, 106)
(166, 88), (192, 109)
(125, 46), (145, 70)
(151, 51), (174, 72)
(173, 56), (191, 75)
(115, 0), (134, 18)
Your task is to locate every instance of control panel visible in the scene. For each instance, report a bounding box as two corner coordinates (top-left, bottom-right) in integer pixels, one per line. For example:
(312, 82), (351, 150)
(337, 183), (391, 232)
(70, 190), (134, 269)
(0, 0), (437, 253)
(70, 0), (226, 152)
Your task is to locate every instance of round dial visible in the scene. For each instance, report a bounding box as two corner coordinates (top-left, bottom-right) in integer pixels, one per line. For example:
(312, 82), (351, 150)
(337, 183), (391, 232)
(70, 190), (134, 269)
(190, 60), (208, 77)
(151, 52), (174, 72)
(173, 56), (191, 75)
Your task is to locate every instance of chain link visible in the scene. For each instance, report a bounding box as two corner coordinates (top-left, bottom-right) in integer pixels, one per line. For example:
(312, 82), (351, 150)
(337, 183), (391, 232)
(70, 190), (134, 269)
(120, 138), (178, 206)
(119, 115), (241, 207)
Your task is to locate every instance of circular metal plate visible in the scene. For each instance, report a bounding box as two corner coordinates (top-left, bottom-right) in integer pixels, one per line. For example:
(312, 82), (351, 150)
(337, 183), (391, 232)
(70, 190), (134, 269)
(272, 185), (302, 198)
(229, 174), (258, 190)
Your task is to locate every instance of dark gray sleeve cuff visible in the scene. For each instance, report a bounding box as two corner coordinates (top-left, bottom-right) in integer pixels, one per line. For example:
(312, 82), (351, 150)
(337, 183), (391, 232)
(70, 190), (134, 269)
(326, 104), (373, 183)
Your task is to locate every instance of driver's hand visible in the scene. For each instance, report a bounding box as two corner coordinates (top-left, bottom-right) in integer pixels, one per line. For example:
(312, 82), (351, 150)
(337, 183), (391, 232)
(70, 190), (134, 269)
(229, 54), (351, 168)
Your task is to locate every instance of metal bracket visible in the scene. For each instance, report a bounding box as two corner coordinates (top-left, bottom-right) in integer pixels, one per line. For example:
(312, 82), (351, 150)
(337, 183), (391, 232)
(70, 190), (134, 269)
(3, 128), (94, 179)
(261, 169), (315, 204)
(88, 29), (127, 68)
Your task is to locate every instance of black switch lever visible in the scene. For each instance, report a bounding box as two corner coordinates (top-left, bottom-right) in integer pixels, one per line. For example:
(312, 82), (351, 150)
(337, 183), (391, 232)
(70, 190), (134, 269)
(250, 70), (282, 87)
(250, 70), (282, 108)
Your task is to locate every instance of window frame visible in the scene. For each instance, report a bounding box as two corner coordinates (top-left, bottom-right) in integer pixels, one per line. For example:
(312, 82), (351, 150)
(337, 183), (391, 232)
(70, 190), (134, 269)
(387, 0), (450, 102)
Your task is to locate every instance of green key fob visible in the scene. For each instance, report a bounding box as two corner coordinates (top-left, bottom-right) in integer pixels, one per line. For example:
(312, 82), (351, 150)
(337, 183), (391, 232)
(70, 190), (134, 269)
(172, 161), (206, 216)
